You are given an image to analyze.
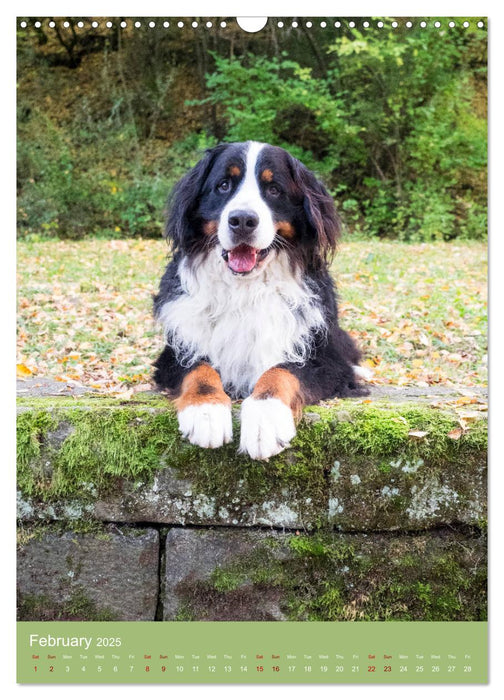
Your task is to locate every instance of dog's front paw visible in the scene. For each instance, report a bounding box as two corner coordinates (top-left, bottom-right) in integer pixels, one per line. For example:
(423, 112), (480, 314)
(239, 397), (296, 460)
(178, 403), (233, 448)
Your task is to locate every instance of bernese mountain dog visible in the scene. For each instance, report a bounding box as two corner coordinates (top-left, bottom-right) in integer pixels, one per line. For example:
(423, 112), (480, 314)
(153, 141), (369, 460)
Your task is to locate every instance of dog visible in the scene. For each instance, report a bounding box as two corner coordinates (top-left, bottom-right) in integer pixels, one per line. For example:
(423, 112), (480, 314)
(153, 141), (369, 460)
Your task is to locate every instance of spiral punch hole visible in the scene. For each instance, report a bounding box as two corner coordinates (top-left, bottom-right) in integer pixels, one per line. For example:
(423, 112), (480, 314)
(17, 18), (487, 31)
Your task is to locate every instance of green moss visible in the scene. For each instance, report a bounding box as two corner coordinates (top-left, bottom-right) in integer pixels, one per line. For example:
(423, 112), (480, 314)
(397, 553), (417, 568)
(16, 392), (168, 410)
(17, 404), (181, 501)
(331, 406), (410, 455)
(175, 531), (487, 622)
(378, 462), (393, 474)
(327, 401), (487, 467)
(17, 587), (116, 621)
(16, 397), (487, 518)
(310, 585), (346, 619)
(289, 535), (330, 558)
(211, 567), (248, 593)
(17, 410), (59, 493)
(17, 520), (119, 543)
(16, 522), (42, 547)
(174, 604), (196, 621)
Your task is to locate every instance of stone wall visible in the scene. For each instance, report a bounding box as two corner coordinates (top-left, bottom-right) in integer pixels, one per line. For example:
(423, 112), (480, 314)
(16, 388), (487, 622)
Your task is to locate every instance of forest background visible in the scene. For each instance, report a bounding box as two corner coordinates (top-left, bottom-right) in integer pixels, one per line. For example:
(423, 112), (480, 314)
(16, 18), (487, 242)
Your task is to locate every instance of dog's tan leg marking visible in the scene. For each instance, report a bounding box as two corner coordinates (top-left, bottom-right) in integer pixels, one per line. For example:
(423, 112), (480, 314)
(251, 368), (304, 419)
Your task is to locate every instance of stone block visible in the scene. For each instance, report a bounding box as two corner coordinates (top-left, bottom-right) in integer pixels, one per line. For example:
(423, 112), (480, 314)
(17, 526), (159, 621)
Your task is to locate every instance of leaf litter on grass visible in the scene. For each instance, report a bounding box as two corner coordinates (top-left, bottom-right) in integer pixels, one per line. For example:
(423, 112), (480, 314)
(333, 241), (487, 390)
(17, 240), (487, 399)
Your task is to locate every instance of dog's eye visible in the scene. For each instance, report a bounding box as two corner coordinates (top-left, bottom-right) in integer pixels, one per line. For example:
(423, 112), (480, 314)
(267, 184), (281, 197)
(217, 179), (231, 193)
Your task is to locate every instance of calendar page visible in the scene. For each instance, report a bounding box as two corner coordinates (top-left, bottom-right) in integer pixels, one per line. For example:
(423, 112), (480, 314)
(16, 16), (488, 685)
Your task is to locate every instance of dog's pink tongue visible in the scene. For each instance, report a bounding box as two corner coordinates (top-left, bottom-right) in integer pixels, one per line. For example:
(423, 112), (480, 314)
(227, 244), (258, 273)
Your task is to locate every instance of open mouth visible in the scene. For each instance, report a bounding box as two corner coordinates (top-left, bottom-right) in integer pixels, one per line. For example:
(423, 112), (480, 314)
(221, 244), (272, 274)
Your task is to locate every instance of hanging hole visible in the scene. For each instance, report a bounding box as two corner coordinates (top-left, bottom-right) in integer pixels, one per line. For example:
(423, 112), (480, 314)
(236, 17), (268, 32)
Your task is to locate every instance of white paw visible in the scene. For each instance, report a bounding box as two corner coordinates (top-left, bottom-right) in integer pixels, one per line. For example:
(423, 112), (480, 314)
(353, 364), (374, 381)
(178, 403), (233, 449)
(239, 397), (296, 461)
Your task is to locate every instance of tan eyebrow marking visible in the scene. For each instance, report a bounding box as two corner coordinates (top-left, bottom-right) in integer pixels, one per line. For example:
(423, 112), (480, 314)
(202, 220), (218, 236)
(228, 165), (241, 176)
(261, 169), (274, 182)
(275, 221), (296, 238)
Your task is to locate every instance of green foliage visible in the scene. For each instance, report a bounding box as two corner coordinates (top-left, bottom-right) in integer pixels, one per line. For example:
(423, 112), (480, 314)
(198, 26), (486, 240)
(17, 110), (220, 239)
(191, 53), (353, 175)
(17, 20), (486, 240)
(17, 109), (161, 239)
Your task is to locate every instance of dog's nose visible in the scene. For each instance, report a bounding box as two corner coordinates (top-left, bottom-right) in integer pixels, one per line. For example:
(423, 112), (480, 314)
(228, 210), (259, 240)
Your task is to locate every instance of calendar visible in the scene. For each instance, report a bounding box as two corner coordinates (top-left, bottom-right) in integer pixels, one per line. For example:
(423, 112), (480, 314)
(17, 622), (487, 683)
(16, 14), (488, 688)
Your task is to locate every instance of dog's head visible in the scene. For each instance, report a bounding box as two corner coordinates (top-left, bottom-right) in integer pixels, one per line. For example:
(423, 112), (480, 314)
(165, 141), (340, 274)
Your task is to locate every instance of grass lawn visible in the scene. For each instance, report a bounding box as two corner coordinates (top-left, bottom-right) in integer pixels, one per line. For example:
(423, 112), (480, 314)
(17, 239), (487, 394)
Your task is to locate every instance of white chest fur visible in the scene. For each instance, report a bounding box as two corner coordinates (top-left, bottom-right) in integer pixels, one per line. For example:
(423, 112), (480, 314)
(157, 250), (326, 397)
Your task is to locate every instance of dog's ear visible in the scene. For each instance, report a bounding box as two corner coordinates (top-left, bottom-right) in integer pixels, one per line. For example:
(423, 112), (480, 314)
(165, 144), (228, 251)
(290, 156), (340, 270)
